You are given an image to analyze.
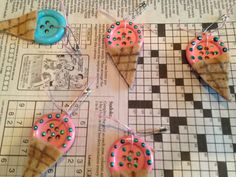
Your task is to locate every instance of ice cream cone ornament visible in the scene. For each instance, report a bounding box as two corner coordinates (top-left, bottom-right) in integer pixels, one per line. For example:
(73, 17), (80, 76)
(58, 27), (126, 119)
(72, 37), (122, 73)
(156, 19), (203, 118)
(105, 21), (143, 87)
(186, 33), (230, 100)
(104, 2), (148, 87)
(0, 9), (66, 45)
(23, 80), (95, 177)
(22, 113), (75, 177)
(185, 13), (233, 100)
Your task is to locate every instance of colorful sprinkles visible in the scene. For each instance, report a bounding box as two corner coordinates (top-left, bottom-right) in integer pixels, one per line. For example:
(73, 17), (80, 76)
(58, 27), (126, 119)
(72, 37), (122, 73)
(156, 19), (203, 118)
(214, 37), (219, 42)
(60, 130), (65, 135)
(197, 45), (203, 50)
(147, 160), (152, 165)
(111, 152), (115, 157)
(110, 162), (115, 167)
(121, 139), (125, 144)
(197, 35), (202, 40)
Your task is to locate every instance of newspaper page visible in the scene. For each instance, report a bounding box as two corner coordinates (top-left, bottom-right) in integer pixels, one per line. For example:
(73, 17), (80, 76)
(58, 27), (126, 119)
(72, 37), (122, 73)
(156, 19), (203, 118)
(0, 0), (236, 177)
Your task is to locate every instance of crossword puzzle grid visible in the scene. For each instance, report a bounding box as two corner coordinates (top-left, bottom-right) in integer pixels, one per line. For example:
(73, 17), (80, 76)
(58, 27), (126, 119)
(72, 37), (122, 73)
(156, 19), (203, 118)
(0, 100), (89, 177)
(128, 23), (236, 177)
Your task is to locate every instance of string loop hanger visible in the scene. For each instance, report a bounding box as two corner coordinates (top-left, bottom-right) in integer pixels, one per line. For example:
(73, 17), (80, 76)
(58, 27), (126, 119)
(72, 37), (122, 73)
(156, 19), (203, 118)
(52, 25), (80, 53)
(98, 115), (167, 137)
(66, 79), (96, 116)
(178, 0), (236, 37)
(98, 1), (149, 23)
(123, 1), (148, 22)
(137, 126), (167, 136)
(178, 14), (229, 38)
(46, 78), (96, 117)
(42, 1), (94, 117)
(58, 0), (81, 54)
(203, 14), (230, 34)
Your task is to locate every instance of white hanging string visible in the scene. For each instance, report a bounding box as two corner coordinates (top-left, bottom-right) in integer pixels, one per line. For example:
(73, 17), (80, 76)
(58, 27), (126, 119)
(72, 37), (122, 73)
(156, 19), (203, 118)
(98, 1), (148, 24)
(66, 78), (96, 116)
(41, 73), (96, 116)
(98, 1), (149, 34)
(39, 1), (96, 117)
(203, 0), (236, 33)
(179, 0), (236, 35)
(178, 2), (236, 50)
(123, 1), (148, 22)
(60, 0), (81, 54)
(97, 115), (167, 137)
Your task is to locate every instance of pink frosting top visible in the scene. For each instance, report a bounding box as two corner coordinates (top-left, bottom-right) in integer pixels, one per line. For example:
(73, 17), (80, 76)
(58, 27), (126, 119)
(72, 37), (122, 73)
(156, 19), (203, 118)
(33, 112), (75, 153)
(107, 135), (154, 173)
(186, 33), (228, 65)
(104, 20), (144, 48)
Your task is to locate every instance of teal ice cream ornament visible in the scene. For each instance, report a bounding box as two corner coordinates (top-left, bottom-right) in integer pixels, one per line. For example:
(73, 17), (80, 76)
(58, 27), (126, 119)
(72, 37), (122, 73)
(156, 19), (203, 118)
(0, 9), (66, 45)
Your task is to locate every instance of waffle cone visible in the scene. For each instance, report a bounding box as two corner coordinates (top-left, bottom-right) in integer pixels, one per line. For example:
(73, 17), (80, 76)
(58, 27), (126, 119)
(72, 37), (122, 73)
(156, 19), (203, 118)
(22, 137), (63, 177)
(0, 10), (37, 41)
(111, 169), (148, 177)
(107, 44), (141, 87)
(192, 53), (230, 100)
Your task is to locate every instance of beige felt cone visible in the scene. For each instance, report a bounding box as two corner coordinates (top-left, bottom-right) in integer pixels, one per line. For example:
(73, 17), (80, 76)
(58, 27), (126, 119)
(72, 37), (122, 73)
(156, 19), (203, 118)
(111, 169), (149, 177)
(107, 44), (141, 87)
(0, 10), (37, 41)
(192, 53), (230, 100)
(22, 137), (63, 177)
